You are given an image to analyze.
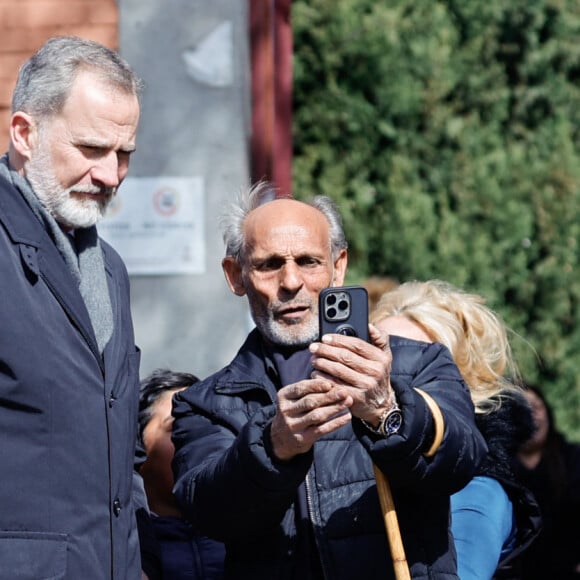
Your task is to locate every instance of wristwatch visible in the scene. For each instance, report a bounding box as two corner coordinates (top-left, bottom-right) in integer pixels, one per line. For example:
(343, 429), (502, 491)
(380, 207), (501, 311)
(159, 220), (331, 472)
(362, 403), (403, 438)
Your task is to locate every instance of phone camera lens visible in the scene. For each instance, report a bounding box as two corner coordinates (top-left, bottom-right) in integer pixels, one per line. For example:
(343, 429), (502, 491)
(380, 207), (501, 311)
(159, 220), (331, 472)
(327, 307), (337, 319)
(338, 299), (349, 311)
(326, 294), (337, 306)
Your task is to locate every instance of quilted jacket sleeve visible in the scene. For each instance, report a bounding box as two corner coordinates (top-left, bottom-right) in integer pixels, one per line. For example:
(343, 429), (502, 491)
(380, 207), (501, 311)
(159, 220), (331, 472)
(171, 374), (313, 542)
(355, 336), (488, 494)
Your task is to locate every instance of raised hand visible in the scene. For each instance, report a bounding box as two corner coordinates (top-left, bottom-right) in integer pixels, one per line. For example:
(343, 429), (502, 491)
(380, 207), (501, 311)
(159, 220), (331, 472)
(270, 378), (353, 460)
(309, 324), (395, 427)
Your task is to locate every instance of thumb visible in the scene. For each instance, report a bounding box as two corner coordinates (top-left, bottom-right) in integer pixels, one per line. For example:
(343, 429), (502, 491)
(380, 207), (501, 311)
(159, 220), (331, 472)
(369, 323), (389, 350)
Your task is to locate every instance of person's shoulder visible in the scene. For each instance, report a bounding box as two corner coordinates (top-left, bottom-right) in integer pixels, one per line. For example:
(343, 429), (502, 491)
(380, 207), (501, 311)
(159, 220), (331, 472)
(389, 335), (468, 397)
(174, 364), (234, 405)
(0, 173), (33, 235)
(389, 334), (449, 354)
(174, 335), (266, 408)
(389, 334), (432, 350)
(458, 474), (509, 504)
(389, 335), (453, 368)
(0, 167), (11, 192)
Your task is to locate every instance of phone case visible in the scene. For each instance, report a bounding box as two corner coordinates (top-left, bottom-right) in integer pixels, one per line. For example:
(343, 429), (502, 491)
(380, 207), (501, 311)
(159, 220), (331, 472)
(318, 285), (369, 342)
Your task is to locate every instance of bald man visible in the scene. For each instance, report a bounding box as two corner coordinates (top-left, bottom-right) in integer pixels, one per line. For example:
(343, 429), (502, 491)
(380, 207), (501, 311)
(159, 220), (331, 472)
(172, 183), (487, 580)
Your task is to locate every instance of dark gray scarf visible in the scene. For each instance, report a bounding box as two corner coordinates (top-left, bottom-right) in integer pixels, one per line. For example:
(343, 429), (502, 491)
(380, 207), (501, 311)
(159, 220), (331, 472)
(0, 154), (113, 354)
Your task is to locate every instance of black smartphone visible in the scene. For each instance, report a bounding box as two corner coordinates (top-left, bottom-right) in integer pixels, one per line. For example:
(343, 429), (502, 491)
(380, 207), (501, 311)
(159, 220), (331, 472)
(318, 285), (369, 342)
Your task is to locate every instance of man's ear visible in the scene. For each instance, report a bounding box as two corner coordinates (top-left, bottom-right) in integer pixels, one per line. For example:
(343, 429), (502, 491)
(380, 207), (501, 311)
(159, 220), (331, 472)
(10, 112), (36, 160)
(331, 249), (348, 287)
(222, 257), (247, 296)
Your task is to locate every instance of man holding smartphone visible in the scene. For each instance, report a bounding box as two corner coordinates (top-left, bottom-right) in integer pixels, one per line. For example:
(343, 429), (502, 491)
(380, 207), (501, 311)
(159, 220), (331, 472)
(172, 182), (487, 579)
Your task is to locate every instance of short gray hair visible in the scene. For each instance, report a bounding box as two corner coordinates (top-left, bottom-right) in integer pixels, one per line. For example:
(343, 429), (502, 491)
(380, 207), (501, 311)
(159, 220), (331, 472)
(12, 36), (143, 118)
(220, 181), (348, 264)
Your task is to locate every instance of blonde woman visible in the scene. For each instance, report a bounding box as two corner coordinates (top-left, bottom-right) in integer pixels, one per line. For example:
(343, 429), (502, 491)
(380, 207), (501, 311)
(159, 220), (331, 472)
(371, 280), (541, 579)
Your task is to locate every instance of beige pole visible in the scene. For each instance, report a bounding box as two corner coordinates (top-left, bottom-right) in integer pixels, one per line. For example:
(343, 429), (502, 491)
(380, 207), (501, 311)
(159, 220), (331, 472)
(373, 464), (411, 580)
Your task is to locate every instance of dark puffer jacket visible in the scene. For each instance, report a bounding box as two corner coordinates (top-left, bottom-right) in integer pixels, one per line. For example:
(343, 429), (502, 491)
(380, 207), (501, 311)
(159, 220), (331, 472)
(172, 330), (487, 580)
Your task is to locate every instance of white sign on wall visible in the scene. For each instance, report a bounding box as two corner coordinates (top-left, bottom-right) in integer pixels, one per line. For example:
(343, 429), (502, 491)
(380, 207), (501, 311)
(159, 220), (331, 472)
(99, 176), (205, 275)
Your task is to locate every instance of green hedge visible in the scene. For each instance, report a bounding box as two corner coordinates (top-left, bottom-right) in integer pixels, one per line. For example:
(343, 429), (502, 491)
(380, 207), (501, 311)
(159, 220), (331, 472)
(292, 0), (580, 439)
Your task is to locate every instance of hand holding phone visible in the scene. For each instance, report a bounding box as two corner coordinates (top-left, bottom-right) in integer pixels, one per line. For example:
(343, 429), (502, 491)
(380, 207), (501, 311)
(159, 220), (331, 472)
(314, 285), (396, 427)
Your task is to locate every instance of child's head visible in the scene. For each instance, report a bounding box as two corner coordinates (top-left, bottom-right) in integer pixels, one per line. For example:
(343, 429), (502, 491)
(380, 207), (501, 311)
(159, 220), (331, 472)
(138, 369), (199, 516)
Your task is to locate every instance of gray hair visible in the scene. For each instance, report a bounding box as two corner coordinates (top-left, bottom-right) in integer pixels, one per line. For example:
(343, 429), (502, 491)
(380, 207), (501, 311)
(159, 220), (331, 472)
(220, 181), (348, 264)
(11, 36), (143, 118)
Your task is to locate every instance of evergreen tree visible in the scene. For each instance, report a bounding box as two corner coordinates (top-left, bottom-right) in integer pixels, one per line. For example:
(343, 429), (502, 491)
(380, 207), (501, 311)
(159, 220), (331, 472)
(292, 0), (580, 438)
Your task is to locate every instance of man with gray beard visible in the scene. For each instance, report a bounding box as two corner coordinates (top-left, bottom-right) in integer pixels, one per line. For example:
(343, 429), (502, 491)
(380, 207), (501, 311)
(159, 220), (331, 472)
(0, 36), (157, 579)
(171, 182), (488, 579)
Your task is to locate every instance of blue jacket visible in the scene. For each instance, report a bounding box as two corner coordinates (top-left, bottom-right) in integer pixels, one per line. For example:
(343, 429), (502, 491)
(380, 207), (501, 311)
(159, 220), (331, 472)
(172, 329), (487, 580)
(0, 172), (142, 579)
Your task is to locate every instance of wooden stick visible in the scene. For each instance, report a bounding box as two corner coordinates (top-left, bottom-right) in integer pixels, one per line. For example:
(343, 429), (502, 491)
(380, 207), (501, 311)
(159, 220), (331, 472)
(373, 463), (411, 580)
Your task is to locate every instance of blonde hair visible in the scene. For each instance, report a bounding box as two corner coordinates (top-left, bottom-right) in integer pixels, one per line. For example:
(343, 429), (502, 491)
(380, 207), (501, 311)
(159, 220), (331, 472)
(371, 280), (521, 413)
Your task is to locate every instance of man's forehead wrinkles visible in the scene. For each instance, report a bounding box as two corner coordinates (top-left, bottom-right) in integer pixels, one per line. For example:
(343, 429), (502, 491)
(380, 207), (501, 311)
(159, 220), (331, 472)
(252, 248), (323, 260)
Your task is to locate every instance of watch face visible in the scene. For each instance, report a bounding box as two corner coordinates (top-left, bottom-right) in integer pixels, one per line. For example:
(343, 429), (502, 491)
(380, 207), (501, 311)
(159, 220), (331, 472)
(384, 410), (403, 436)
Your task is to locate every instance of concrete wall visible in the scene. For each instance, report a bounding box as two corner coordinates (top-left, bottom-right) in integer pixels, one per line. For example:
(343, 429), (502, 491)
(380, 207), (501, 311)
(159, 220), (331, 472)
(119, 0), (252, 380)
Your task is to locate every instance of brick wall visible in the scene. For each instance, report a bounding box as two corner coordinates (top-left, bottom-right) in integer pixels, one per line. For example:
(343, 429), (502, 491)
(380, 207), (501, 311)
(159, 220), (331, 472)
(0, 0), (119, 148)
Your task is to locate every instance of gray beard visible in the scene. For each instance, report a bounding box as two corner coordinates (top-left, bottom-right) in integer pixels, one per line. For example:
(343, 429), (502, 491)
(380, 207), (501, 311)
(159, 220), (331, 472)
(250, 307), (319, 347)
(25, 145), (113, 229)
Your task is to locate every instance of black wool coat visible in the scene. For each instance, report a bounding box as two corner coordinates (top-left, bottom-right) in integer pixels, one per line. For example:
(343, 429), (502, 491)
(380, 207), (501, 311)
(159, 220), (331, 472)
(0, 172), (143, 579)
